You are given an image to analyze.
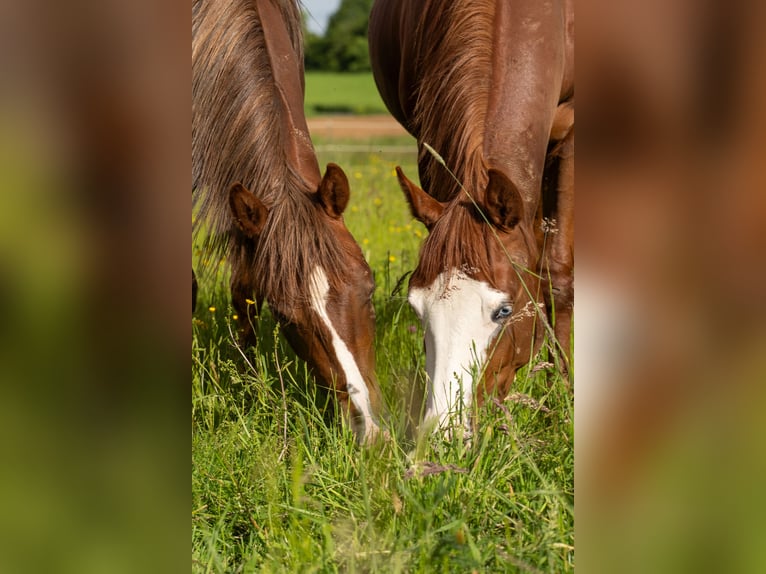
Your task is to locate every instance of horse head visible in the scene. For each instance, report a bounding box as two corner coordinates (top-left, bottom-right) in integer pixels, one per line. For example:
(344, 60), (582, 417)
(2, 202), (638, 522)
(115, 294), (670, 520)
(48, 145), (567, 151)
(397, 166), (544, 432)
(229, 163), (382, 442)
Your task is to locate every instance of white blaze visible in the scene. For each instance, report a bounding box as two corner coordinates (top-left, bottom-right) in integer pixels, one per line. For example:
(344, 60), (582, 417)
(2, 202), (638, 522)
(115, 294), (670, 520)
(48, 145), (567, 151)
(308, 267), (378, 440)
(409, 270), (507, 430)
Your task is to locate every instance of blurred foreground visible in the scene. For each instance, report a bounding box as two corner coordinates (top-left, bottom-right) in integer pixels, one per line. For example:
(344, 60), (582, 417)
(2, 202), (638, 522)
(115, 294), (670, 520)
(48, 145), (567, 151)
(577, 0), (766, 571)
(0, 0), (764, 571)
(0, 2), (188, 572)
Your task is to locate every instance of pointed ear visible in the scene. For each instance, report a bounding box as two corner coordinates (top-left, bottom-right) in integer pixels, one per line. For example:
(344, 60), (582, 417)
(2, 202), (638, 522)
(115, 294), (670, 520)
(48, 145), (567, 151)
(317, 163), (350, 218)
(229, 183), (269, 239)
(484, 169), (524, 230)
(396, 166), (445, 230)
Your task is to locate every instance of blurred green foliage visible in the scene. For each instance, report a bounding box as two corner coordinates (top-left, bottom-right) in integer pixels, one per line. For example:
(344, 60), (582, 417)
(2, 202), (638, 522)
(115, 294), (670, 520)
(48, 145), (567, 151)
(304, 0), (374, 72)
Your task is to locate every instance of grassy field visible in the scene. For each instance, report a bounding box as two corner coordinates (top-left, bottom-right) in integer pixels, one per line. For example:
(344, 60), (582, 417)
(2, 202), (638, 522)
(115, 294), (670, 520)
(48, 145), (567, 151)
(304, 72), (389, 116)
(192, 122), (573, 571)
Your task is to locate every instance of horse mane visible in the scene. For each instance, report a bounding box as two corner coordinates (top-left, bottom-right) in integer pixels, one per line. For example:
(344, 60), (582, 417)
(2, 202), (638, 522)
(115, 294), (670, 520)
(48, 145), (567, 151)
(414, 200), (494, 287)
(192, 0), (347, 305)
(412, 195), (539, 291)
(408, 0), (513, 286)
(411, 0), (496, 203)
(228, 190), (353, 312)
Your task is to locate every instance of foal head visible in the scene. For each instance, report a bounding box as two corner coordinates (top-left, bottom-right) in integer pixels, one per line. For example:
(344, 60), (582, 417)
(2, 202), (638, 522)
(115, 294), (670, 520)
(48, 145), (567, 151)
(397, 167), (544, 432)
(229, 163), (380, 441)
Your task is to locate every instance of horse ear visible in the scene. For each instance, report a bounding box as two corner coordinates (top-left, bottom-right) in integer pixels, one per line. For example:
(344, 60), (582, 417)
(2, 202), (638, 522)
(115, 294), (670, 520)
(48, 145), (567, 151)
(396, 166), (444, 230)
(229, 183), (269, 239)
(317, 163), (350, 218)
(484, 169), (524, 230)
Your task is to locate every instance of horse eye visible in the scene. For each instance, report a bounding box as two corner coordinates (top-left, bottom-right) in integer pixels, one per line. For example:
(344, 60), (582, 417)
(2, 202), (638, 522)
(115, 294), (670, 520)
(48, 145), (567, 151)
(492, 304), (513, 322)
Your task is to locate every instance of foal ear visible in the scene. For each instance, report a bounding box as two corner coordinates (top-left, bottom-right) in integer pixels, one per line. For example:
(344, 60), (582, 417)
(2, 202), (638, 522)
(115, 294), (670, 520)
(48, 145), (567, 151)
(317, 163), (350, 218)
(396, 166), (445, 230)
(229, 183), (269, 239)
(484, 169), (524, 230)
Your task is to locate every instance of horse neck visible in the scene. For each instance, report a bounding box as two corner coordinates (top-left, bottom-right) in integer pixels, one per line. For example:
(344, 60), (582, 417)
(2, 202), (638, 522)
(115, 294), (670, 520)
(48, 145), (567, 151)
(482, 0), (567, 208)
(411, 0), (567, 213)
(257, 0), (321, 191)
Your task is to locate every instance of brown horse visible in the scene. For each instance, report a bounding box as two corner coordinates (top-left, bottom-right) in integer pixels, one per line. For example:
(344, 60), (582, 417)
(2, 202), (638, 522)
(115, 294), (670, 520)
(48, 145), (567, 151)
(369, 0), (574, 431)
(193, 0), (382, 441)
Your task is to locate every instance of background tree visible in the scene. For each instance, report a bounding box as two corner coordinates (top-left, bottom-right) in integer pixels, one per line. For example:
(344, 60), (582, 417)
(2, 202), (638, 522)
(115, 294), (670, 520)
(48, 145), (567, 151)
(303, 0), (373, 72)
(302, 13), (327, 71)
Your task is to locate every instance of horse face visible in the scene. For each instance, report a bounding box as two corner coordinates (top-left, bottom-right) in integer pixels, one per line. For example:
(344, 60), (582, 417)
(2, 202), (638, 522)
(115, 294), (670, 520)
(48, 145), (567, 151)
(285, 224), (379, 442)
(229, 164), (381, 442)
(399, 167), (543, 432)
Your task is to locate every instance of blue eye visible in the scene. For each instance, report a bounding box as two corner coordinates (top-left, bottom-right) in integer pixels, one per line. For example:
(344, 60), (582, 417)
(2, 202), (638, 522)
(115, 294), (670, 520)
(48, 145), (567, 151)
(493, 304), (513, 322)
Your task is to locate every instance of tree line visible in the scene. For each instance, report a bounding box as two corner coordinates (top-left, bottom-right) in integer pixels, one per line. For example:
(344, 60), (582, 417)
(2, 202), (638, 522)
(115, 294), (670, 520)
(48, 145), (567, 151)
(303, 0), (373, 72)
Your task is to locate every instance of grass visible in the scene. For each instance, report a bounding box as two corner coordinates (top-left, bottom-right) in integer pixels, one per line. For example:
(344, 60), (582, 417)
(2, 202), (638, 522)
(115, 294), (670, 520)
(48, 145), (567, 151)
(304, 72), (389, 116)
(192, 131), (574, 572)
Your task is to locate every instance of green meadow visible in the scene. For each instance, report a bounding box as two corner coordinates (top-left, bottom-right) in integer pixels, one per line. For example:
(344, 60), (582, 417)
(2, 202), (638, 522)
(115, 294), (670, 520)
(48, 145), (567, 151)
(192, 78), (573, 572)
(304, 72), (389, 116)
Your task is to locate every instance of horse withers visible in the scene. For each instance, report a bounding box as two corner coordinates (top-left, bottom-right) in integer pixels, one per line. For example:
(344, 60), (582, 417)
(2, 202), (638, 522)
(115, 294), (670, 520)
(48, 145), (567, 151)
(369, 0), (574, 432)
(193, 0), (382, 442)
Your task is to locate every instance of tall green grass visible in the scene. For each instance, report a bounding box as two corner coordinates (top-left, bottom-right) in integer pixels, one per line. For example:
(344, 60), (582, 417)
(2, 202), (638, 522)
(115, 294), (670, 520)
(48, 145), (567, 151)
(192, 138), (573, 572)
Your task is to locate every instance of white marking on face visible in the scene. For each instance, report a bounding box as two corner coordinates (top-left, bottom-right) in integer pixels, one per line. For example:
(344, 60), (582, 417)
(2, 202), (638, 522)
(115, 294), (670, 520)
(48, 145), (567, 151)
(308, 267), (379, 441)
(409, 269), (509, 430)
